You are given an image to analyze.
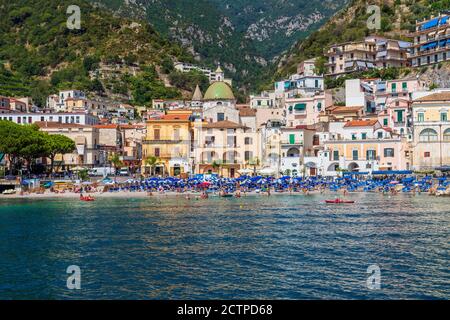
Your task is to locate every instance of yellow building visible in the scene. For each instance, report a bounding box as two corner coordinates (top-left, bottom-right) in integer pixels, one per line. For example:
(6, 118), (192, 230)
(412, 92), (450, 170)
(142, 110), (193, 176)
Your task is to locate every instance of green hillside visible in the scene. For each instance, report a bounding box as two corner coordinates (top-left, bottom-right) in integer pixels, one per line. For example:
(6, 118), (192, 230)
(90, 0), (348, 91)
(0, 0), (200, 107)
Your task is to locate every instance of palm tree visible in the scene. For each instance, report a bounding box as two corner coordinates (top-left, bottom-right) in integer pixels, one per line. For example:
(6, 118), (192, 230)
(212, 160), (221, 175)
(108, 153), (123, 182)
(145, 156), (160, 177)
(248, 157), (260, 176)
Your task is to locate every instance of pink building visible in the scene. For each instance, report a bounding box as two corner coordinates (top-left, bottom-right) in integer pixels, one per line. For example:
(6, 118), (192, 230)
(378, 98), (412, 138)
(285, 93), (332, 127)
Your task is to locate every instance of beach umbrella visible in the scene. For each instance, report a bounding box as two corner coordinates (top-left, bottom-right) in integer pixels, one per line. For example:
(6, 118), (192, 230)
(200, 181), (211, 188)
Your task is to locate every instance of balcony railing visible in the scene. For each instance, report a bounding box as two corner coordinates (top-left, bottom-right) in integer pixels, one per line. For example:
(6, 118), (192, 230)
(203, 144), (240, 148)
(281, 140), (304, 146)
(143, 139), (189, 145)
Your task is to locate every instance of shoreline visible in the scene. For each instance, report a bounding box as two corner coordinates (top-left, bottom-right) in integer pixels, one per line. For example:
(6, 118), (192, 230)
(0, 190), (431, 200)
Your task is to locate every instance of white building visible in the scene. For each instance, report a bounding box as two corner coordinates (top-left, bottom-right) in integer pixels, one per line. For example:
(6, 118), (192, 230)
(250, 91), (279, 108)
(0, 112), (99, 126)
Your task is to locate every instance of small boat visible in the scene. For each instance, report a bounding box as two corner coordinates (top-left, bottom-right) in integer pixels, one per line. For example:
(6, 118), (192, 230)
(80, 196), (95, 202)
(2, 189), (16, 195)
(325, 199), (355, 204)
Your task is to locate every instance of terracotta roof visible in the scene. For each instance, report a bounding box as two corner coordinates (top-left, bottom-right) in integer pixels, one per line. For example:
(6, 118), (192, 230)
(35, 121), (90, 129)
(93, 124), (118, 129)
(344, 119), (379, 127)
(160, 114), (191, 121)
(236, 105), (257, 117)
(295, 125), (316, 131)
(332, 106), (363, 114)
(203, 120), (248, 129)
(119, 124), (145, 129)
(415, 92), (450, 102)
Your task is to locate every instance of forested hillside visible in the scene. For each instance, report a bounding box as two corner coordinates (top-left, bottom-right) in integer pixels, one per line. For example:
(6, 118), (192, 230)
(90, 0), (348, 91)
(0, 0), (203, 107)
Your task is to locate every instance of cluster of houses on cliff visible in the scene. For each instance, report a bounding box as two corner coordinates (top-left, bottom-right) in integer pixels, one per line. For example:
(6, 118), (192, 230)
(1, 14), (450, 177)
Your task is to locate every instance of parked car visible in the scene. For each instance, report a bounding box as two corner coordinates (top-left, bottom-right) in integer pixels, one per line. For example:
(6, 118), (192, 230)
(118, 167), (130, 176)
(89, 167), (115, 177)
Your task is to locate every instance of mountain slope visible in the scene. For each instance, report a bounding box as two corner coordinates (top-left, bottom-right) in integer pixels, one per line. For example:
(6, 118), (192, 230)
(275, 0), (450, 79)
(0, 0), (199, 107)
(90, 0), (349, 89)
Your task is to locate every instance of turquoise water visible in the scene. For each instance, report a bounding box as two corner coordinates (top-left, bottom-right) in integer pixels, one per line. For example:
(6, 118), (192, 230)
(0, 193), (448, 300)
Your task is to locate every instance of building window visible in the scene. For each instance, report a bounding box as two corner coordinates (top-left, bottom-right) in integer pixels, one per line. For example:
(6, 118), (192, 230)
(418, 113), (425, 122)
(351, 134), (357, 140)
(333, 150), (339, 161)
(361, 133), (367, 140)
(245, 137), (252, 145)
(419, 128), (438, 142)
(441, 112), (448, 122)
(154, 148), (160, 157)
(245, 151), (253, 161)
(383, 118), (388, 126)
(384, 148), (395, 158)
(444, 129), (450, 141)
(396, 110), (404, 123)
(173, 128), (180, 140)
(289, 134), (296, 144)
(352, 150), (358, 160)
(154, 129), (160, 140)
(366, 150), (376, 160)
(424, 152), (431, 158)
(391, 83), (397, 93)
(217, 113), (225, 122)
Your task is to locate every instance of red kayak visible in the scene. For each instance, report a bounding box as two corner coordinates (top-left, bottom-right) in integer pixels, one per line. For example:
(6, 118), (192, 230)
(325, 199), (355, 204)
(80, 196), (95, 202)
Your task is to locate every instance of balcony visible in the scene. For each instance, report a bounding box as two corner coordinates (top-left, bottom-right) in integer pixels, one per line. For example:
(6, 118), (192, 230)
(281, 140), (304, 146)
(143, 138), (188, 145)
(203, 144), (240, 149)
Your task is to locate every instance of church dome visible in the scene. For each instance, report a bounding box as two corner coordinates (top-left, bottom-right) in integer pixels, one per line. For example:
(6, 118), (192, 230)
(203, 81), (235, 101)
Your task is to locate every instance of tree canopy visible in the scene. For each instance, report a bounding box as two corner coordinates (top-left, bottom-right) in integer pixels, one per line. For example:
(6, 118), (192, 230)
(0, 120), (75, 174)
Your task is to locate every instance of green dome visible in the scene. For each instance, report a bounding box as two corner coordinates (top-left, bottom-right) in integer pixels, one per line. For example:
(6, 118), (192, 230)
(203, 82), (235, 100)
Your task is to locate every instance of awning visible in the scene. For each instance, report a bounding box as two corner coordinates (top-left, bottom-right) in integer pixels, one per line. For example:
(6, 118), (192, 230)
(377, 82), (386, 91)
(344, 61), (354, 68)
(294, 103), (306, 111)
(356, 61), (367, 68)
(440, 16), (449, 25)
(372, 170), (413, 175)
(361, 83), (373, 93)
(421, 18), (439, 30)
(398, 41), (411, 49)
(376, 51), (387, 58)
